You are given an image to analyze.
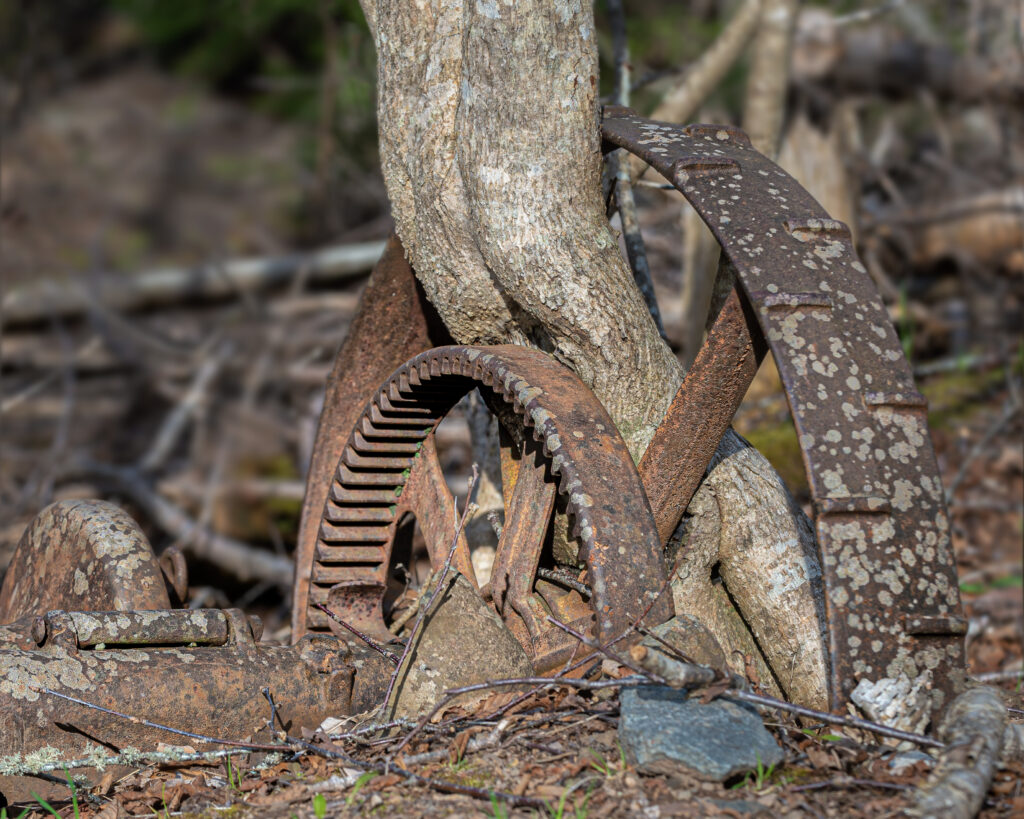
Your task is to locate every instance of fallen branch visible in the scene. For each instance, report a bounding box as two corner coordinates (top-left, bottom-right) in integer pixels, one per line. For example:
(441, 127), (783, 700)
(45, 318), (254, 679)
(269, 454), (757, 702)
(68, 459), (294, 587)
(629, 0), (762, 181)
(910, 686), (1006, 819)
(3, 240), (386, 327)
(742, 0), (799, 157)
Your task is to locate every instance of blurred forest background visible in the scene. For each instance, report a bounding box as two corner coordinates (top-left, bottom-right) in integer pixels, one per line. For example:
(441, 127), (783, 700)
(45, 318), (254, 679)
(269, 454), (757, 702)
(1, 0), (1021, 664)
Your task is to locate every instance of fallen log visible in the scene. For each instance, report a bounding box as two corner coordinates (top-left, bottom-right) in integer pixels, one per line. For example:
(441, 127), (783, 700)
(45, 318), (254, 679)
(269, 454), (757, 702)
(3, 240), (385, 327)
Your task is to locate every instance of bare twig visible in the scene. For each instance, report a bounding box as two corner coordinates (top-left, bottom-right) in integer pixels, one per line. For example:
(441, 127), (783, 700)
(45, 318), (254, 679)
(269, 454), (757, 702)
(0, 746), (286, 779)
(629, 0), (762, 181)
(314, 602), (400, 664)
(389, 674), (649, 757)
(945, 398), (1022, 502)
(791, 777), (912, 793)
(548, 616), (946, 749)
(970, 670), (1024, 684)
(288, 734), (547, 808)
(31, 687), (286, 751)
(380, 465), (479, 714)
(139, 341), (233, 473)
(69, 459), (293, 586)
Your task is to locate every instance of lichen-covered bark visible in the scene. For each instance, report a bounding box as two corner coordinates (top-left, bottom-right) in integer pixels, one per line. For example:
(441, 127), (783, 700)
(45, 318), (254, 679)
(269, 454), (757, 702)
(364, 0), (678, 458)
(360, 0), (828, 707)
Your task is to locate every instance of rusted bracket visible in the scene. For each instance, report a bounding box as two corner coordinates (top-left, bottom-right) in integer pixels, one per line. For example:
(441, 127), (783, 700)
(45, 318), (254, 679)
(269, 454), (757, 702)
(603, 106), (967, 715)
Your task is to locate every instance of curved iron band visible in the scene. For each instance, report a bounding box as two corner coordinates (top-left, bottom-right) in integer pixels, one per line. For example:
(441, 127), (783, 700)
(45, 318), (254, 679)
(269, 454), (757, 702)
(0, 499), (171, 622)
(308, 344), (673, 649)
(292, 236), (451, 639)
(602, 107), (966, 714)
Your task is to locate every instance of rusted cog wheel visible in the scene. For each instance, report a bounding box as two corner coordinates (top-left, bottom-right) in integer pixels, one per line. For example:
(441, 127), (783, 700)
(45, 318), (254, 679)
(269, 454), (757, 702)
(294, 345), (673, 672)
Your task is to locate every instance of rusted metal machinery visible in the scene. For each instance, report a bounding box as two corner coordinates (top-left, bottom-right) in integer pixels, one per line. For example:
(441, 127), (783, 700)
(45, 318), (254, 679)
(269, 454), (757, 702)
(0, 108), (966, 789)
(293, 107), (966, 716)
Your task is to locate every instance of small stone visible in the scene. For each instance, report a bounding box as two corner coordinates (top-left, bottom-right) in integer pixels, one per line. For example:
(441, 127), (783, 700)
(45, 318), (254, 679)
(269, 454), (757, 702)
(619, 686), (783, 782)
(887, 749), (935, 774)
(387, 572), (532, 719)
(641, 614), (727, 670)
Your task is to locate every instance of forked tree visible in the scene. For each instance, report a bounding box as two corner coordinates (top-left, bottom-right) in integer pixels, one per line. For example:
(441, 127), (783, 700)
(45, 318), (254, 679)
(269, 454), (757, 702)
(354, 0), (829, 709)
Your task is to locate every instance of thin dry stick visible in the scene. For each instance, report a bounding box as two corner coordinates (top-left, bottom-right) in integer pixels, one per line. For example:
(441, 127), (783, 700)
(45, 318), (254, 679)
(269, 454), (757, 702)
(630, 0), (763, 181)
(32, 687), (287, 752)
(379, 465), (479, 714)
(388, 675), (649, 758)
(314, 602), (400, 664)
(606, 0), (666, 339)
(945, 398), (1021, 502)
(139, 340), (233, 473)
(2, 240), (386, 326)
(545, 617), (667, 684)
(545, 617), (945, 749)
(287, 734), (546, 808)
(70, 459), (293, 585)
(0, 746), (282, 778)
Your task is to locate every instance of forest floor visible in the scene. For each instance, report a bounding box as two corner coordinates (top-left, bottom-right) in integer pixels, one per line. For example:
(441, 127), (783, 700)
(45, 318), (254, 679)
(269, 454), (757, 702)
(1, 60), (1022, 818)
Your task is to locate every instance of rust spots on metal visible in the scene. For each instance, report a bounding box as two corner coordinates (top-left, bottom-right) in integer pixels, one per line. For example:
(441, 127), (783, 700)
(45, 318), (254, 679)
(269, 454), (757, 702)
(0, 499), (171, 622)
(603, 106), (967, 715)
(292, 234), (451, 640)
(296, 345), (673, 671)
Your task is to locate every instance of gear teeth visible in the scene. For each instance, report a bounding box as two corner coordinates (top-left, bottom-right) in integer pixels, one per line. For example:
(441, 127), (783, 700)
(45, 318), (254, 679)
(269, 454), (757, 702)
(319, 522), (391, 543)
(314, 546), (387, 567)
(330, 483), (399, 504)
(342, 449), (410, 470)
(325, 505), (393, 523)
(352, 431), (420, 455)
(359, 416), (426, 440)
(335, 464), (404, 487)
(306, 344), (669, 655)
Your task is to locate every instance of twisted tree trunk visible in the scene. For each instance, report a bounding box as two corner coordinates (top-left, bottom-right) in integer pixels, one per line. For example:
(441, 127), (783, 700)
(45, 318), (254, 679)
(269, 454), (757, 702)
(358, 0), (829, 709)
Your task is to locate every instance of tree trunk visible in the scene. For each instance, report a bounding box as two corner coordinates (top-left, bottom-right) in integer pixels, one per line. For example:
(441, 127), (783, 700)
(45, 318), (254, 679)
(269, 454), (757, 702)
(359, 0), (828, 709)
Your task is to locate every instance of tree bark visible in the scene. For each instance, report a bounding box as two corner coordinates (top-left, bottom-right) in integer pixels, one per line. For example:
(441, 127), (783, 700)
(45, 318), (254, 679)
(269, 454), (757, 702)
(359, 0), (828, 709)
(364, 0), (678, 458)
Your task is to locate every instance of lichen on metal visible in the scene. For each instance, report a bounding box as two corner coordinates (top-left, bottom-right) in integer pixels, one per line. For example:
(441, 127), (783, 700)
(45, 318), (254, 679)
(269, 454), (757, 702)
(296, 344), (674, 671)
(602, 105), (967, 715)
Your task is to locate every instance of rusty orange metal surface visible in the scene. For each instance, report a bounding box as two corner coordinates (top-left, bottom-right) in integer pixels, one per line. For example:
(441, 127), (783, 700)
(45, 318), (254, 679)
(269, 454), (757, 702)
(639, 287), (766, 546)
(292, 235), (450, 640)
(0, 500), (172, 621)
(603, 106), (967, 715)
(298, 345), (674, 672)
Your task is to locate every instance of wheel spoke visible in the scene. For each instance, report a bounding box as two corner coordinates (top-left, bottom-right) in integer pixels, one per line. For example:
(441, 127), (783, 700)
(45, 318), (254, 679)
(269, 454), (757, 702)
(639, 286), (765, 544)
(489, 438), (556, 626)
(400, 433), (477, 585)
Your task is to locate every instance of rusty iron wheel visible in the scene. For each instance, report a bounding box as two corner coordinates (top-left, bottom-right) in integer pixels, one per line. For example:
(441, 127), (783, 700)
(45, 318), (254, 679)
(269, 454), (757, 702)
(294, 345), (673, 673)
(603, 107), (966, 714)
(293, 108), (966, 714)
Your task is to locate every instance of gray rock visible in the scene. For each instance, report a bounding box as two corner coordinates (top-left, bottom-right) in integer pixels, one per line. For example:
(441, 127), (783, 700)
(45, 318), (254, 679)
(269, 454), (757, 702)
(619, 685), (783, 781)
(387, 572), (533, 720)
